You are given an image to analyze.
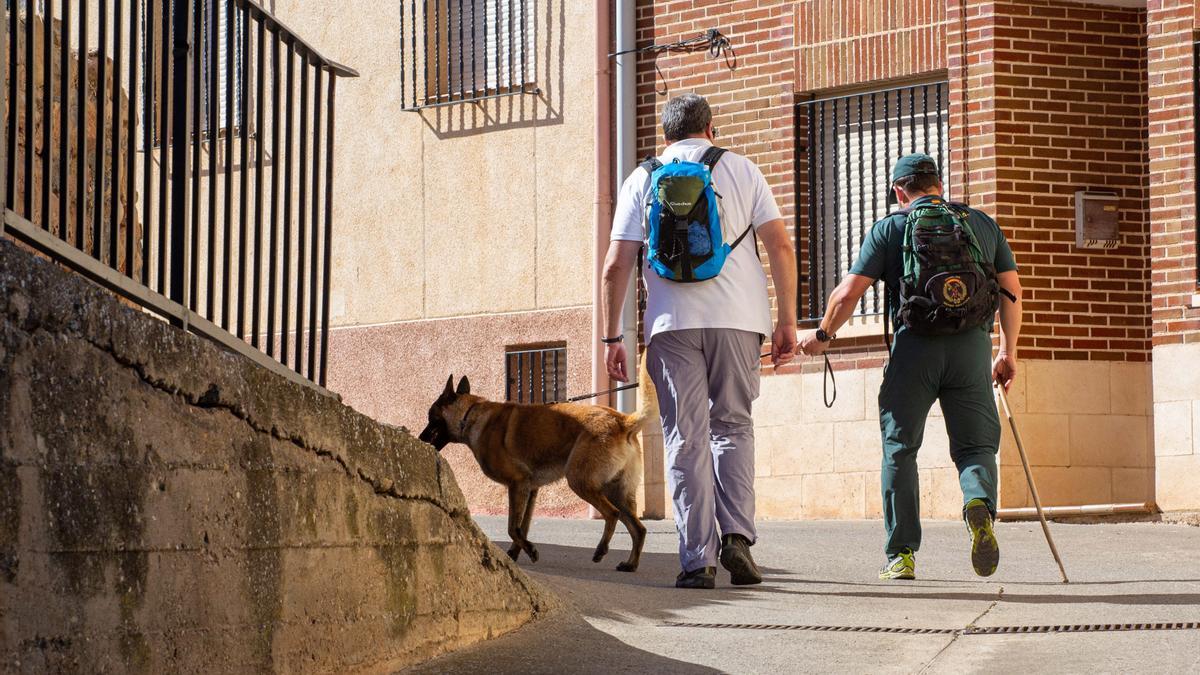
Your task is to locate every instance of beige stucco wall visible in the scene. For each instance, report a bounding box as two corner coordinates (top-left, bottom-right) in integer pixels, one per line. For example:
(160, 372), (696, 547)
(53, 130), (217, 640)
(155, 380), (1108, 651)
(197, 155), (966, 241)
(1152, 343), (1200, 513)
(642, 358), (1154, 521)
(269, 0), (596, 328)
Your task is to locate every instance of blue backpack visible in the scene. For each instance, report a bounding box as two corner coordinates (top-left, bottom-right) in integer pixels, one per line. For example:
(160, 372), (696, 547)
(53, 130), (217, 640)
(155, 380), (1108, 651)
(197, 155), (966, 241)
(642, 146), (754, 283)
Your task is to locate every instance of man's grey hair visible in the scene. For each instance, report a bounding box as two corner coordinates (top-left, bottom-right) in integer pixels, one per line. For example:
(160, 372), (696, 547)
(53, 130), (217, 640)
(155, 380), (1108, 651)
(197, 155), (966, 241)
(662, 94), (712, 142)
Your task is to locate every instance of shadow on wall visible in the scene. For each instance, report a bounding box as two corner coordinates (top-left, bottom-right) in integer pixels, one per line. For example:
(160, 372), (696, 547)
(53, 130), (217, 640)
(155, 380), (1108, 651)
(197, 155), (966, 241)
(417, 0), (565, 139)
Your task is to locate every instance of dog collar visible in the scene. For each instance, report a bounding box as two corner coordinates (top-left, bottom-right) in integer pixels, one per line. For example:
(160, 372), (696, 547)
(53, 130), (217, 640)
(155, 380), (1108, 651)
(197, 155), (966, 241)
(459, 402), (482, 437)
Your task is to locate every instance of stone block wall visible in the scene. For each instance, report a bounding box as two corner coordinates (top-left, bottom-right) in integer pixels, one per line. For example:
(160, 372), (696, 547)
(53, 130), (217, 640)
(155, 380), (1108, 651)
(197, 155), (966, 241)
(0, 239), (550, 673)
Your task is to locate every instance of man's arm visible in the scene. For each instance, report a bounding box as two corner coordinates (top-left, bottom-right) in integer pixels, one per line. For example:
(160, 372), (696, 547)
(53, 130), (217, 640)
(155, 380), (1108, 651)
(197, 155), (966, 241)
(757, 219), (798, 368)
(600, 240), (641, 382)
(993, 270), (1022, 391)
(798, 274), (876, 356)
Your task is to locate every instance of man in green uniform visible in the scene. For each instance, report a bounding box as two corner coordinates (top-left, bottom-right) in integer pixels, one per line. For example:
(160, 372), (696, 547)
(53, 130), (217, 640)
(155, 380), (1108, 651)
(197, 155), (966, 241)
(799, 154), (1023, 580)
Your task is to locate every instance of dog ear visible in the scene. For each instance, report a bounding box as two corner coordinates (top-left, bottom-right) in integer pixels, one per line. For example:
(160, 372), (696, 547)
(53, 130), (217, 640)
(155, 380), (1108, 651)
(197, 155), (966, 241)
(456, 376), (471, 395)
(442, 374), (454, 396)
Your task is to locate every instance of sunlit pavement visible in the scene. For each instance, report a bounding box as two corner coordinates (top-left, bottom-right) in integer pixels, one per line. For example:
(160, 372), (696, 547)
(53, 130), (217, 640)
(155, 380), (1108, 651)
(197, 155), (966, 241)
(406, 516), (1200, 674)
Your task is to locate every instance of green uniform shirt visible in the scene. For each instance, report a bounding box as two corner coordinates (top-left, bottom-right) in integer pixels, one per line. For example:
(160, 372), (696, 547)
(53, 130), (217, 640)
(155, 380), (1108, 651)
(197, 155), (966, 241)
(849, 195), (1017, 333)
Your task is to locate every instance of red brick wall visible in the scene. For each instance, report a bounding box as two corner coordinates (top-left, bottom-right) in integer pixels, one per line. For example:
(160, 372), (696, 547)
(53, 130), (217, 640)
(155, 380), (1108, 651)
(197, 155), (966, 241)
(795, 0), (947, 92)
(1149, 0), (1200, 343)
(980, 1), (1151, 361)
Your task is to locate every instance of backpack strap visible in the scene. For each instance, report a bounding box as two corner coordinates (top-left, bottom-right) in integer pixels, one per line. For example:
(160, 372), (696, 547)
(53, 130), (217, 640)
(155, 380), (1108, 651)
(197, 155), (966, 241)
(640, 155), (663, 174)
(699, 145), (727, 170)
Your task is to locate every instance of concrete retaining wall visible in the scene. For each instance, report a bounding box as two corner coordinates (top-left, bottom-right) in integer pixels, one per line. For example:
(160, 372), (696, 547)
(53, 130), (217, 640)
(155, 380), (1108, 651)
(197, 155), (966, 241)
(0, 240), (551, 673)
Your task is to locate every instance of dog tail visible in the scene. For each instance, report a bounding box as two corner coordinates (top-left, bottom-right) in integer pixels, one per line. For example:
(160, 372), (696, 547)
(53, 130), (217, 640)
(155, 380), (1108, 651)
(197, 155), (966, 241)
(623, 350), (659, 434)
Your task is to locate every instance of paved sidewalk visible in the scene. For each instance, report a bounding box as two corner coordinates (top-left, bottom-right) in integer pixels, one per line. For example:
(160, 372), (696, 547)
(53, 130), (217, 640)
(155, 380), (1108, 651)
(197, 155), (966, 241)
(407, 517), (1200, 674)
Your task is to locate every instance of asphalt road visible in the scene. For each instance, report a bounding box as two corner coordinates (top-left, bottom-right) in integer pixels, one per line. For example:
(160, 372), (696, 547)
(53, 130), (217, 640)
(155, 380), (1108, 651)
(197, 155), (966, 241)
(407, 516), (1200, 674)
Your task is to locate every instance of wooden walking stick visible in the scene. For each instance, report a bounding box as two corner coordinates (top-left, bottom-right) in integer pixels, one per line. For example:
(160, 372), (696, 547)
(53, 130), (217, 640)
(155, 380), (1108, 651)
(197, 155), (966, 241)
(996, 385), (1070, 583)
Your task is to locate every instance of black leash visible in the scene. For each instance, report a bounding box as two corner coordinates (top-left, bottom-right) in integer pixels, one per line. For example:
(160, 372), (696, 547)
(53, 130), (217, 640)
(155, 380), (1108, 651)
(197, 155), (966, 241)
(561, 351), (775, 404)
(822, 353), (836, 408)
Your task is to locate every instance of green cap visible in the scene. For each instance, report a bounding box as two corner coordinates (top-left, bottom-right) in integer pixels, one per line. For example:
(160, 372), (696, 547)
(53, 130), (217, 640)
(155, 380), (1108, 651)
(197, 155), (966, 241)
(887, 153), (941, 205)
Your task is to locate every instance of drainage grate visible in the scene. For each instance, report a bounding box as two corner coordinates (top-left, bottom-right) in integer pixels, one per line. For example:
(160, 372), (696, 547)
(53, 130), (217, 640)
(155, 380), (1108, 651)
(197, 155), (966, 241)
(662, 621), (1200, 636)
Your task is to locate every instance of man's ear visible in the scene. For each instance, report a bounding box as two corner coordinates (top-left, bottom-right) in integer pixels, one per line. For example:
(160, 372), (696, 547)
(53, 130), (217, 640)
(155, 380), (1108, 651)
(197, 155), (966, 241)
(443, 375), (454, 396)
(456, 376), (471, 395)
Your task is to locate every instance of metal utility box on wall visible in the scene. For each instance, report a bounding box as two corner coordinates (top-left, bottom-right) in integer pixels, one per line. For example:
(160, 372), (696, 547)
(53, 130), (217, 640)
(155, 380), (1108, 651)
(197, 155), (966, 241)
(1075, 191), (1121, 249)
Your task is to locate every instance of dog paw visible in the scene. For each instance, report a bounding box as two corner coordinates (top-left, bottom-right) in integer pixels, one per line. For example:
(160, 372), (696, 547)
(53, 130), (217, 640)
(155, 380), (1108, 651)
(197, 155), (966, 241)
(616, 562), (638, 573)
(506, 547), (520, 562)
(592, 545), (608, 563)
(526, 545), (539, 563)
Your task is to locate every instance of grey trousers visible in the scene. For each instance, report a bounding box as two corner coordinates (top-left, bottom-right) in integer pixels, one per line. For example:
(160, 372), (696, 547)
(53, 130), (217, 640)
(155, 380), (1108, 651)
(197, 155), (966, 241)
(646, 328), (762, 573)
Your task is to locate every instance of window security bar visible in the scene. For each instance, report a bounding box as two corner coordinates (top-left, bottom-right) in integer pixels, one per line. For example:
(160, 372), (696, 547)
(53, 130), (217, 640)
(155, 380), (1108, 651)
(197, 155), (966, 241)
(400, 0), (539, 110)
(796, 81), (951, 321)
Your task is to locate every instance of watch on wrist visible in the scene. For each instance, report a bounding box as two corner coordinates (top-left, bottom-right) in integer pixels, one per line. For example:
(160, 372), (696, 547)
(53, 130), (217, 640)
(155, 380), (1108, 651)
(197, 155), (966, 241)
(601, 335), (624, 345)
(815, 328), (835, 343)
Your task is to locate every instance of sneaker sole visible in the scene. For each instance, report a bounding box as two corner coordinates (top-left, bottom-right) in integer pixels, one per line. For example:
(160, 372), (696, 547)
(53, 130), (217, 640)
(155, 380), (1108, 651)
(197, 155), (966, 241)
(966, 503), (999, 577)
(879, 570), (915, 580)
(720, 549), (763, 586)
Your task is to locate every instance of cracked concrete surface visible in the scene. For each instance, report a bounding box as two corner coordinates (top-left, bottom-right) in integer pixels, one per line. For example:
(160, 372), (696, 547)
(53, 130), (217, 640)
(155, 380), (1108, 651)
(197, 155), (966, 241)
(408, 517), (1200, 674)
(0, 240), (552, 672)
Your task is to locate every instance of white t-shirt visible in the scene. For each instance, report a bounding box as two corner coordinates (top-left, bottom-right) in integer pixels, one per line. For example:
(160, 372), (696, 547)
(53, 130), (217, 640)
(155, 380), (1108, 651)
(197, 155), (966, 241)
(611, 138), (783, 344)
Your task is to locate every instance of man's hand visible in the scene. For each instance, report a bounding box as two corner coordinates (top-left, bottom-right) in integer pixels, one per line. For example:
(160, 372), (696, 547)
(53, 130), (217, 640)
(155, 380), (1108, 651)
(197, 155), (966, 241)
(771, 323), (797, 369)
(799, 330), (829, 357)
(992, 352), (1016, 392)
(605, 342), (629, 383)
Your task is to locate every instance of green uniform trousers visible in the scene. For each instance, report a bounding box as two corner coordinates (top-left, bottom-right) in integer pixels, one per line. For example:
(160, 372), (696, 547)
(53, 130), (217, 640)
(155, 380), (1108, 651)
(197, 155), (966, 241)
(878, 328), (1000, 556)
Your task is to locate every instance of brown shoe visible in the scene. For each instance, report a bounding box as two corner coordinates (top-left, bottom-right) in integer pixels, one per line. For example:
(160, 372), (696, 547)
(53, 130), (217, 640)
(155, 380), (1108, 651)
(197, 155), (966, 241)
(720, 534), (763, 585)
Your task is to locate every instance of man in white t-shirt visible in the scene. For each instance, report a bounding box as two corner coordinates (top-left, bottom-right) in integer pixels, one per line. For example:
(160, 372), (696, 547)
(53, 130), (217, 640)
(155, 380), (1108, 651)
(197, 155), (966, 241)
(601, 94), (798, 589)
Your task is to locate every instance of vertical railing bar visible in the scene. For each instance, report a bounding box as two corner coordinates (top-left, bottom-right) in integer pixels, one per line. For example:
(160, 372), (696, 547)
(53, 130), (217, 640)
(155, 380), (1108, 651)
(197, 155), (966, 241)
(267, 28), (281, 358)
(59, 0), (70, 241)
(410, 0), (417, 107)
(1195, 43), (1200, 282)
(858, 94), (865, 314)
(141, 0), (154, 287)
(817, 100), (826, 315)
(399, 0), (405, 108)
(318, 76), (337, 386)
(169, 0), (192, 308)
(552, 348), (559, 401)
(223, 0), (235, 331)
(831, 98), (840, 296)
(294, 51), (308, 374)
(507, 0), (514, 91)
(517, 351), (523, 403)
(24, 0), (34, 221)
(471, 0), (476, 96)
(457, 0), (463, 101)
(280, 39), (293, 366)
(94, 0), (108, 260)
(189, 0), (203, 312)
(519, 0), (526, 87)
(505, 353), (512, 402)
(306, 66), (322, 381)
(158, 0), (171, 292)
(207, 0), (218, 322)
(439, 0), (444, 99)
(922, 83), (929, 155)
(422, 0), (428, 105)
(894, 88), (901, 169)
(110, 0), (124, 270)
(540, 350), (547, 404)
(5, 0), (16, 212)
(872, 92), (879, 314)
(493, 0), (499, 93)
(937, 82), (945, 189)
(127, 0), (139, 280)
(238, 1), (251, 340)
(805, 102), (817, 319)
(253, 17), (265, 348)
(843, 97), (850, 291)
(41, 0), (51, 230)
(908, 86), (916, 154)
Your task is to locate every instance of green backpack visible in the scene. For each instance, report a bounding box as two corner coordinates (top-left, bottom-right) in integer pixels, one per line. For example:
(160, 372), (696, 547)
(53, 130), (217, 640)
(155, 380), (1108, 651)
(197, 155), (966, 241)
(894, 200), (1003, 336)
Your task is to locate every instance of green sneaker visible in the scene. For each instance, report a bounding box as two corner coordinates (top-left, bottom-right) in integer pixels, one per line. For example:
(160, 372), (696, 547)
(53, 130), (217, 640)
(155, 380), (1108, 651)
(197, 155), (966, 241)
(965, 498), (999, 577)
(879, 548), (916, 580)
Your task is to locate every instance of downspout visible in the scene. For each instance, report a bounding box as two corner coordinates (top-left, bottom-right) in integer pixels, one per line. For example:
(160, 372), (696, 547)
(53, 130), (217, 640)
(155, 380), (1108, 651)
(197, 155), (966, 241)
(614, 0), (638, 414)
(592, 0), (613, 406)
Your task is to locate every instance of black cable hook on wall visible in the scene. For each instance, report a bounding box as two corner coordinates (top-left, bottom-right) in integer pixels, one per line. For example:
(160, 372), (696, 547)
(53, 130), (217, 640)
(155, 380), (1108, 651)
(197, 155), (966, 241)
(609, 28), (737, 96)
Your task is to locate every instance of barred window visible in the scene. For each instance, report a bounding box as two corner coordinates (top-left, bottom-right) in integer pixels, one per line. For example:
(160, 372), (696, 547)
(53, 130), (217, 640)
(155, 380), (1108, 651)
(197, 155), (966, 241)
(505, 344), (565, 405)
(400, 0), (537, 110)
(797, 81), (951, 320)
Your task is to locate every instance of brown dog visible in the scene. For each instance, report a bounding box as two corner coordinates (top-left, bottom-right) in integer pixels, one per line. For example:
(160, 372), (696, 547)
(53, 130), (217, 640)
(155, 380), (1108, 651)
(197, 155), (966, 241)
(418, 373), (655, 572)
